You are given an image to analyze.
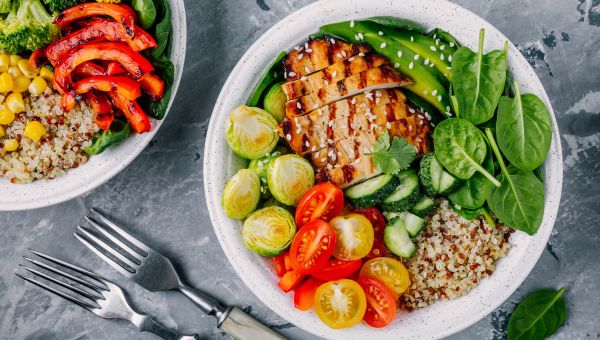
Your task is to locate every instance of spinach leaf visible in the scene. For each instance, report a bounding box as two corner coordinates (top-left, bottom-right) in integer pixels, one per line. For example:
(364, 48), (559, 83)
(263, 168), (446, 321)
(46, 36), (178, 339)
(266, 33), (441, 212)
(449, 147), (495, 209)
(247, 51), (287, 107)
(485, 128), (544, 235)
(83, 122), (131, 155)
(363, 16), (425, 32)
(451, 29), (507, 125)
(508, 288), (566, 340)
(450, 201), (496, 227)
(149, 0), (172, 59)
(428, 28), (461, 48)
(433, 118), (500, 186)
(132, 0), (157, 30)
(496, 81), (553, 171)
(534, 166), (544, 183)
(140, 55), (174, 119)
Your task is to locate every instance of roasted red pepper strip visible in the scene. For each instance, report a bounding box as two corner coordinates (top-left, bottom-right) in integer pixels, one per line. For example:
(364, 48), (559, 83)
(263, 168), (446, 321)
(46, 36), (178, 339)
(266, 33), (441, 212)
(75, 76), (141, 101)
(54, 42), (154, 93)
(29, 48), (48, 69)
(107, 92), (151, 133)
(85, 91), (114, 130)
(138, 73), (164, 100)
(73, 61), (105, 79)
(105, 61), (126, 75)
(55, 3), (137, 34)
(45, 19), (157, 65)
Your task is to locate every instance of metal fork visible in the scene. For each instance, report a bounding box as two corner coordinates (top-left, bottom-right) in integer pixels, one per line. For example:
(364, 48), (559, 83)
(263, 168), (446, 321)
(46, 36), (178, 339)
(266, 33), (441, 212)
(16, 249), (197, 340)
(75, 208), (284, 340)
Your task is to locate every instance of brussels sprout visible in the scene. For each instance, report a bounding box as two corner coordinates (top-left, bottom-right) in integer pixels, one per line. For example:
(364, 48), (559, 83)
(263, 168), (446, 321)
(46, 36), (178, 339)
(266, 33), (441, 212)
(263, 83), (286, 123)
(243, 206), (297, 256)
(226, 105), (279, 159)
(267, 154), (315, 206)
(262, 196), (294, 212)
(222, 169), (261, 219)
(249, 151), (281, 199)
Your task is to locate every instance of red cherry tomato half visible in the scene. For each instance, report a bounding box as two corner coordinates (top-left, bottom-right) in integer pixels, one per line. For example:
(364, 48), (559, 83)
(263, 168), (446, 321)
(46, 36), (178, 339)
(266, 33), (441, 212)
(357, 276), (397, 328)
(312, 259), (362, 281)
(295, 182), (344, 227)
(278, 270), (305, 292)
(353, 207), (388, 258)
(293, 277), (324, 311)
(289, 219), (336, 274)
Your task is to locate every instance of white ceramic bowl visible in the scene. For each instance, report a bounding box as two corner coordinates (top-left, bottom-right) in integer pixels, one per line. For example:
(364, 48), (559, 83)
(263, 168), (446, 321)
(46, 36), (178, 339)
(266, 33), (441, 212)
(0, 0), (187, 211)
(204, 0), (563, 338)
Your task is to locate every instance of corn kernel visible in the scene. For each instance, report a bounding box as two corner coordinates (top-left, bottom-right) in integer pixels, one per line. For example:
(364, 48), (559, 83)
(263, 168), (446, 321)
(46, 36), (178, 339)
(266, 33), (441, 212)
(5, 93), (24, 113)
(0, 72), (13, 93)
(17, 59), (38, 78)
(12, 76), (30, 93)
(39, 67), (54, 81)
(0, 55), (9, 73)
(28, 76), (47, 96)
(0, 125), (4, 138)
(9, 55), (21, 66)
(24, 121), (46, 142)
(0, 107), (15, 124)
(3, 138), (18, 152)
(8, 66), (22, 78)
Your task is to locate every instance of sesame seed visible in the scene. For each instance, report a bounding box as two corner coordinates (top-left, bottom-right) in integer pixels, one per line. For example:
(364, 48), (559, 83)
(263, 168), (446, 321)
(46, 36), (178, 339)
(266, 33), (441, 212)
(314, 103), (319, 109)
(320, 143), (326, 148)
(350, 20), (355, 28)
(438, 95), (443, 102)
(286, 134), (291, 140)
(397, 50), (403, 58)
(305, 42), (309, 49)
(430, 46), (437, 51)
(446, 106), (451, 112)
(288, 71), (297, 77)
(294, 46), (301, 51)
(327, 139), (333, 144)
(378, 31), (384, 36)
(337, 151), (342, 156)
(380, 42), (387, 48)
(355, 159), (360, 164)
(321, 158), (327, 163)
(305, 141), (310, 147)
(296, 128), (301, 134)
(297, 53), (303, 60)
(418, 114), (424, 119)
(409, 125), (413, 131)
(423, 90), (429, 95)
(449, 42), (455, 47)
(332, 71), (337, 78)
(359, 52), (365, 57)
(440, 54), (445, 61)
(447, 112), (453, 117)
(337, 52), (343, 58)
(350, 123), (355, 129)
(357, 33), (364, 40)
(410, 36), (414, 42)
(409, 108), (416, 114)
(351, 97), (356, 104)
(324, 80), (329, 85)
(414, 54), (420, 60)
(386, 122), (392, 129)
(448, 55), (453, 62)
(376, 98), (381, 104)
(348, 57), (355, 62)
(330, 38), (336, 44)
(424, 58), (430, 65)
(360, 103), (367, 108)
(341, 51), (347, 57)
(296, 102), (302, 109)
(435, 39), (440, 45)
(415, 137), (422, 142)
(305, 66), (311, 73)
(432, 89), (438, 96)
(430, 63), (435, 68)
(327, 164), (333, 170)
(315, 151), (320, 157)
(440, 45), (446, 51)
(409, 61), (414, 69)
(334, 164), (341, 168)
(394, 63), (400, 68)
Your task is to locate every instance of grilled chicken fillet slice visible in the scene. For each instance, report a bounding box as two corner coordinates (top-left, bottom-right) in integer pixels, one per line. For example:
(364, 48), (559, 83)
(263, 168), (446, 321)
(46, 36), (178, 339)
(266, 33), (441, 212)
(281, 53), (389, 100)
(315, 155), (379, 189)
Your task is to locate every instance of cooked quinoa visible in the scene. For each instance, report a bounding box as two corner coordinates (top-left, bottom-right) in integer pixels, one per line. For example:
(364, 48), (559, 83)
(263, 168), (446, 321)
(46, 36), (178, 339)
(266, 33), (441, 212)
(0, 89), (98, 183)
(401, 200), (513, 310)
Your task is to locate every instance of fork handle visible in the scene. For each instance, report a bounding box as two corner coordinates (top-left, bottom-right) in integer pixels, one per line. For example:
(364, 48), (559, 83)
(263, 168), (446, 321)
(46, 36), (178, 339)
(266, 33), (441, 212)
(219, 307), (285, 340)
(132, 313), (198, 340)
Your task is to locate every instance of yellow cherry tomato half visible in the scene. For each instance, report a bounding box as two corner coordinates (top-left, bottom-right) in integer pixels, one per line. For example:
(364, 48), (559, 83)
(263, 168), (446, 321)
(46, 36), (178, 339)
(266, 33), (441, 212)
(329, 213), (374, 260)
(359, 257), (411, 297)
(313, 279), (367, 329)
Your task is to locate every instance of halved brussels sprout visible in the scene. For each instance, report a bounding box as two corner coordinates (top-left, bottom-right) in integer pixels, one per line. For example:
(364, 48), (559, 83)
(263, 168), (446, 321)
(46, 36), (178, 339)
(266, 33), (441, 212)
(243, 206), (297, 256)
(267, 154), (315, 206)
(226, 105), (279, 159)
(222, 169), (261, 219)
(249, 151), (281, 199)
(262, 196), (293, 212)
(263, 83), (286, 123)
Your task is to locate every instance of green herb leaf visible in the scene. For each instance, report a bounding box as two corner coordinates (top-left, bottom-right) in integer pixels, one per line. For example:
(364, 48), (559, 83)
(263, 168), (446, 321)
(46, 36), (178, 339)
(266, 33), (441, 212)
(508, 288), (567, 340)
(367, 132), (416, 175)
(83, 122), (131, 155)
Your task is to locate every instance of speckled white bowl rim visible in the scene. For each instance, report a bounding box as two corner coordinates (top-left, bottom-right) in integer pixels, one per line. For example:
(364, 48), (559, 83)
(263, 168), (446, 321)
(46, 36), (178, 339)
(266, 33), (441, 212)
(204, 0), (563, 338)
(0, 0), (187, 211)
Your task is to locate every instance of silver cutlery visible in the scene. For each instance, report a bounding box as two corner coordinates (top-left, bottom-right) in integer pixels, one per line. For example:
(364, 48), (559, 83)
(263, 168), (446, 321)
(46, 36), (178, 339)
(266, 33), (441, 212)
(75, 208), (284, 340)
(16, 249), (197, 340)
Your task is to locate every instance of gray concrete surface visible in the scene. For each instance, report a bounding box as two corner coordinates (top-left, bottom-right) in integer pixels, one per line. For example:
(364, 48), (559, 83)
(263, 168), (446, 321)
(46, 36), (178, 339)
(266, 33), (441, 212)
(1, 0), (599, 339)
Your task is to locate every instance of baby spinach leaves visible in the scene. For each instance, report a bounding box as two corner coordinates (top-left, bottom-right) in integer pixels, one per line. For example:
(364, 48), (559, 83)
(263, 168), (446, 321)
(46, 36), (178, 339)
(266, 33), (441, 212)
(433, 118), (500, 186)
(485, 128), (545, 235)
(451, 29), (507, 125)
(367, 132), (416, 175)
(508, 288), (566, 340)
(83, 122), (131, 155)
(247, 51), (287, 107)
(496, 81), (553, 171)
(132, 0), (157, 30)
(449, 149), (495, 209)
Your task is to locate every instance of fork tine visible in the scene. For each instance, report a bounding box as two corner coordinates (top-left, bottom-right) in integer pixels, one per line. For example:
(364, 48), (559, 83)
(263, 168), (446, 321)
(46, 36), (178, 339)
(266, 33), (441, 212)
(24, 255), (107, 293)
(76, 226), (140, 270)
(90, 208), (151, 254)
(20, 264), (103, 302)
(74, 230), (136, 278)
(85, 216), (145, 262)
(15, 273), (98, 310)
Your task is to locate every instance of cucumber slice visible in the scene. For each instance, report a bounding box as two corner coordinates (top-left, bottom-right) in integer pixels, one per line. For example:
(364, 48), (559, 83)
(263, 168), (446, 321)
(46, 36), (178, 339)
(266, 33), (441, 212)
(410, 196), (436, 217)
(384, 218), (416, 258)
(419, 153), (462, 196)
(380, 169), (422, 211)
(344, 174), (399, 208)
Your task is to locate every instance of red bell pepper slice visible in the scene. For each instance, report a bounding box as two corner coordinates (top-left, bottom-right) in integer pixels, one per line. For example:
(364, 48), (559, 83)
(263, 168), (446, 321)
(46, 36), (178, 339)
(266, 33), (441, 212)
(277, 270), (305, 293)
(85, 91), (114, 130)
(75, 76), (141, 101)
(55, 3), (137, 34)
(54, 42), (154, 92)
(29, 48), (48, 69)
(138, 73), (164, 100)
(45, 19), (157, 65)
(293, 277), (324, 311)
(107, 92), (151, 133)
(73, 61), (105, 79)
(273, 254), (287, 277)
(105, 61), (126, 75)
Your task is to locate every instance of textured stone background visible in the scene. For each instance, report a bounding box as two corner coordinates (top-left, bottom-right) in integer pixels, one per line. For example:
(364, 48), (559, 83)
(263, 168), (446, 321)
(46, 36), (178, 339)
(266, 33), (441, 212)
(1, 0), (599, 339)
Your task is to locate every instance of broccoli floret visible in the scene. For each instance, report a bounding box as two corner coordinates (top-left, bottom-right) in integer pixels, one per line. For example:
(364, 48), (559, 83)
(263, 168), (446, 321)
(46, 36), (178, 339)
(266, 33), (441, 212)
(0, 0), (14, 14)
(42, 0), (83, 14)
(0, 0), (60, 54)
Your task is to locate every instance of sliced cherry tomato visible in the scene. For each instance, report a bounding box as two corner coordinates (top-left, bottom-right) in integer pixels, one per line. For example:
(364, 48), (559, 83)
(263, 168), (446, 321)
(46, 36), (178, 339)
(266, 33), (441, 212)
(329, 214), (374, 260)
(295, 182), (344, 228)
(313, 279), (366, 329)
(360, 257), (411, 298)
(289, 219), (336, 274)
(277, 270), (305, 292)
(293, 277), (324, 311)
(353, 207), (388, 258)
(273, 253), (287, 277)
(311, 259), (361, 281)
(357, 276), (397, 328)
